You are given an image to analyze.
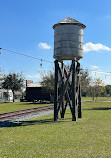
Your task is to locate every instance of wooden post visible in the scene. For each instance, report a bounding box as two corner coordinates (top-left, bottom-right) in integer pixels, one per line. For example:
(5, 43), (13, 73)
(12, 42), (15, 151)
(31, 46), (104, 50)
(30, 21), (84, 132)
(72, 60), (77, 121)
(60, 83), (64, 118)
(61, 62), (64, 118)
(54, 59), (82, 121)
(54, 60), (58, 121)
(78, 63), (82, 118)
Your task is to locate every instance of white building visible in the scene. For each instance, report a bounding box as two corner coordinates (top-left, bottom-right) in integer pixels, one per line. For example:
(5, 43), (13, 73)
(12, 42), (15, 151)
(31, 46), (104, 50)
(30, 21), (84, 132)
(0, 89), (13, 101)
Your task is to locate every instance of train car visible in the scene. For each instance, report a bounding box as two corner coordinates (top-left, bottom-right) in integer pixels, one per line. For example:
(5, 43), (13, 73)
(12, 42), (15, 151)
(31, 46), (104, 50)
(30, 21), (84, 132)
(20, 81), (51, 102)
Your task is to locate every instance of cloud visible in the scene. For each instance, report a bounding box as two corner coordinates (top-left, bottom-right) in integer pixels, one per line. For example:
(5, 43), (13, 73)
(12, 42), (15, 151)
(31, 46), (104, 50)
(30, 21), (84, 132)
(91, 70), (110, 76)
(83, 42), (111, 52)
(26, 73), (41, 81)
(104, 77), (111, 85)
(88, 67), (111, 85)
(38, 42), (51, 50)
(90, 65), (99, 69)
(90, 70), (111, 85)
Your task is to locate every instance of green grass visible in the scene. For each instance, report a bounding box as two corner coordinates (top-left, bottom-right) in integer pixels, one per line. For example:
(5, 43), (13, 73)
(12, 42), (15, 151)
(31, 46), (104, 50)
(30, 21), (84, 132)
(82, 96), (111, 101)
(0, 97), (111, 114)
(0, 101), (111, 158)
(0, 100), (53, 114)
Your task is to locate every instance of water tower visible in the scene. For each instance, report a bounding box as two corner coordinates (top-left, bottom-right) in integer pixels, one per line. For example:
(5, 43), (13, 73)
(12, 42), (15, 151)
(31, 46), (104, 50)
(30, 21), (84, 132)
(53, 17), (86, 121)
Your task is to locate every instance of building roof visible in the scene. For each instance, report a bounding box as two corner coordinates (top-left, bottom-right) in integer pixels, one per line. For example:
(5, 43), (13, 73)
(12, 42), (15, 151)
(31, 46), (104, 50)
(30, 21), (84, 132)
(14, 91), (22, 95)
(53, 17), (86, 29)
(27, 82), (42, 88)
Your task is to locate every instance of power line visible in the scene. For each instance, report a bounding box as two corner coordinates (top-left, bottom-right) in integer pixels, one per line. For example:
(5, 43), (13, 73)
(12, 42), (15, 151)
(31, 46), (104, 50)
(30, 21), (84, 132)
(0, 48), (53, 64)
(82, 69), (111, 75)
(1, 47), (111, 75)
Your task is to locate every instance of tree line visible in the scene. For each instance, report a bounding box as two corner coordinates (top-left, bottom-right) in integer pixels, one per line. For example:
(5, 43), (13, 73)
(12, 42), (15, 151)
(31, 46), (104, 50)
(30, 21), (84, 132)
(41, 69), (111, 101)
(0, 69), (111, 102)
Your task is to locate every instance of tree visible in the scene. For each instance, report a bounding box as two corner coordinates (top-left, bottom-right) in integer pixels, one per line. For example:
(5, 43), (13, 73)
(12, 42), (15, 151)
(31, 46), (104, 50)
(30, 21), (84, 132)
(41, 68), (91, 97)
(2, 73), (24, 102)
(105, 85), (111, 96)
(88, 78), (105, 101)
(81, 69), (91, 96)
(41, 71), (54, 95)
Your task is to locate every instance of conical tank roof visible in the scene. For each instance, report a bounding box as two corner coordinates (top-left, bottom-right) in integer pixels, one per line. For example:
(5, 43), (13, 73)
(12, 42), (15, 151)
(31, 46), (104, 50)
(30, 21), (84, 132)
(53, 17), (86, 29)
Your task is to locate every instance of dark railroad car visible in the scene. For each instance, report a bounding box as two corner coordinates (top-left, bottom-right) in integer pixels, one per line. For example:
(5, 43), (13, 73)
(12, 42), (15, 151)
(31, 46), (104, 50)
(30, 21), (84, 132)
(22, 81), (51, 102)
(25, 86), (50, 102)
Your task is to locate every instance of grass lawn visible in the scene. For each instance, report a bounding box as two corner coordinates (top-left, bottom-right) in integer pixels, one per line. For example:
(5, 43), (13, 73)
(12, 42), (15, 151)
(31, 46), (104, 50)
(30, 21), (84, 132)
(0, 100), (53, 114)
(0, 97), (111, 114)
(0, 101), (111, 158)
(82, 96), (111, 102)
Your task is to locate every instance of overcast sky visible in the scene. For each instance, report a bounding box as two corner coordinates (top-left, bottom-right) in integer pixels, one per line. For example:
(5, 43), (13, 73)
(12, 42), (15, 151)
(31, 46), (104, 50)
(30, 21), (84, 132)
(0, 0), (111, 84)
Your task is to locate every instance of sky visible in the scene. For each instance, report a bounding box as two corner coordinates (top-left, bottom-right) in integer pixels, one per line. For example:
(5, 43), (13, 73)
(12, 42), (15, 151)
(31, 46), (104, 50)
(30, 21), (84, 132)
(0, 0), (111, 84)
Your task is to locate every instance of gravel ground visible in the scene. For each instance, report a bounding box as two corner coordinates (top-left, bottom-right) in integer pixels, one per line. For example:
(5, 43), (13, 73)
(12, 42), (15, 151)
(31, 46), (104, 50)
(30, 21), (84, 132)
(0, 110), (54, 128)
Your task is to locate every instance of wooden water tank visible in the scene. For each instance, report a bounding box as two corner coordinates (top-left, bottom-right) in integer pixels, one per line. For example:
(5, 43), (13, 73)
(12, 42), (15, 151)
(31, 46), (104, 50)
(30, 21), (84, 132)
(53, 17), (86, 60)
